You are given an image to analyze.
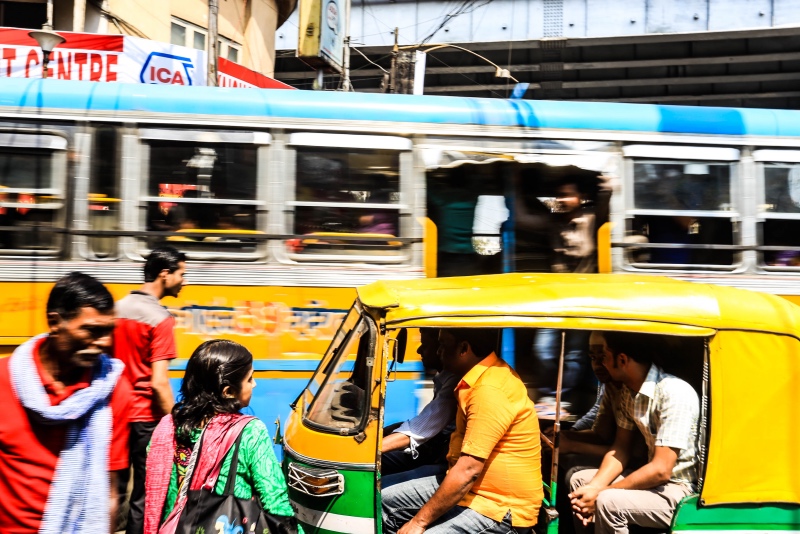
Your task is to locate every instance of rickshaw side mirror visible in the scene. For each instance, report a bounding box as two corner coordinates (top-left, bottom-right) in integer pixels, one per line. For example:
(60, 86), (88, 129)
(395, 328), (408, 364)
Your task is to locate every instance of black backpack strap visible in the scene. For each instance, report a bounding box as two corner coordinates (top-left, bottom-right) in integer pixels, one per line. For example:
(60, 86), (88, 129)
(222, 421), (250, 496)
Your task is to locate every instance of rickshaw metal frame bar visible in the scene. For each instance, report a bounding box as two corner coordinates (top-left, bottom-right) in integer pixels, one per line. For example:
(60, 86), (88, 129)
(284, 443), (376, 472)
(546, 332), (566, 519)
(301, 313), (377, 438)
(697, 338), (711, 500)
(384, 317), (715, 337)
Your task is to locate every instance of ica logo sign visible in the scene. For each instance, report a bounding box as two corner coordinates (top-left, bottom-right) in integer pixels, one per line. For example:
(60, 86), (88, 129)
(140, 52), (195, 85)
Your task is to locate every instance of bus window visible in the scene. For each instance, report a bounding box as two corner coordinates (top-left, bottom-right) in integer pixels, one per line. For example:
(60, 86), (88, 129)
(139, 135), (263, 258)
(0, 134), (66, 255)
(755, 154), (800, 269)
(86, 127), (120, 259)
(626, 158), (738, 268)
(287, 133), (411, 262)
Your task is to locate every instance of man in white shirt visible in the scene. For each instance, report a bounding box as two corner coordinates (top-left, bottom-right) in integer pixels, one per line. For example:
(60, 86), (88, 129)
(382, 328), (458, 486)
(569, 331), (699, 534)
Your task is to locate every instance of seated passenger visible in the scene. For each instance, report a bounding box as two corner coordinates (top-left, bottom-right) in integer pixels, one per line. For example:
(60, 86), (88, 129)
(381, 328), (457, 486)
(382, 328), (542, 534)
(558, 332), (647, 467)
(543, 332), (648, 526)
(569, 332), (699, 534)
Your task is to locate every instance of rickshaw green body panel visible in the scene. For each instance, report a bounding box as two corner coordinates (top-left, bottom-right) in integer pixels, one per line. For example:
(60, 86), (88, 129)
(283, 453), (378, 534)
(673, 496), (800, 531)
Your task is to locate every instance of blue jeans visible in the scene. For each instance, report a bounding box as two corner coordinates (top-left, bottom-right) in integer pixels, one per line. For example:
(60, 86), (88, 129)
(382, 462), (447, 489)
(382, 474), (528, 534)
(535, 329), (590, 401)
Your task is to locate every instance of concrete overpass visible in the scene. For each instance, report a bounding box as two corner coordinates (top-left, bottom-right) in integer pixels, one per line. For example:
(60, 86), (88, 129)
(274, 0), (800, 107)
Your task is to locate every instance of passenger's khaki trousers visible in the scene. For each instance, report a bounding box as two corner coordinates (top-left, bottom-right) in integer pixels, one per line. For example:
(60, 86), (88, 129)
(569, 469), (693, 534)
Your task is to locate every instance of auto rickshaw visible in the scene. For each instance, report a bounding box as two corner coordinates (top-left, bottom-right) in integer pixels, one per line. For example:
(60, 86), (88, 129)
(280, 273), (800, 534)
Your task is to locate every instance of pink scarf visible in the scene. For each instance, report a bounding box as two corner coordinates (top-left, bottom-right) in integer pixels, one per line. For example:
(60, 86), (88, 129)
(143, 413), (255, 534)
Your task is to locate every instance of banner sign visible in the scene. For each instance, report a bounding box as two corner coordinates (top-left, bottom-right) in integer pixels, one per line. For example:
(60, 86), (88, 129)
(0, 27), (293, 89)
(319, 0), (344, 70)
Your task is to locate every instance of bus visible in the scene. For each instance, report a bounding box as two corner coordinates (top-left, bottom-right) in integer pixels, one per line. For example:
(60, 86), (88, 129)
(3, 77), (800, 426)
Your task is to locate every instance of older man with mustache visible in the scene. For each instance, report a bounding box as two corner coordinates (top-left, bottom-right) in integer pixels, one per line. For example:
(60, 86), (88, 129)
(0, 272), (132, 534)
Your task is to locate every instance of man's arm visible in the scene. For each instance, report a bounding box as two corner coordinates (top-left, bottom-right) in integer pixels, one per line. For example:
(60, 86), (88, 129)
(382, 432), (411, 453)
(571, 389), (602, 432)
(151, 359), (175, 416)
(608, 446), (677, 490)
(109, 470), (119, 534)
(569, 427), (632, 523)
(383, 372), (458, 454)
(397, 454), (485, 534)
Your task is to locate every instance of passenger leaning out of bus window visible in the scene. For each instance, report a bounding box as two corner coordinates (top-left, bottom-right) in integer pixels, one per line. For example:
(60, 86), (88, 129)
(427, 167), (483, 277)
(0, 272), (132, 534)
(381, 328), (458, 487)
(569, 332), (699, 534)
(143, 340), (302, 534)
(534, 180), (597, 418)
(382, 328), (543, 534)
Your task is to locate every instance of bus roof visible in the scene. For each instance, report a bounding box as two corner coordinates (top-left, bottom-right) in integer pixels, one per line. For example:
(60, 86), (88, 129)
(357, 273), (800, 337)
(4, 78), (800, 138)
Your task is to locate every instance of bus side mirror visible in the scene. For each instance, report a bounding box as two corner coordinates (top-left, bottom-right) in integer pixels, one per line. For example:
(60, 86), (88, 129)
(395, 329), (408, 364)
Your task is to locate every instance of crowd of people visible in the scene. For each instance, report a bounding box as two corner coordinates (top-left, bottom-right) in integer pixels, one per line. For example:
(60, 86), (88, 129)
(0, 243), (700, 534)
(0, 246), (300, 534)
(380, 328), (700, 534)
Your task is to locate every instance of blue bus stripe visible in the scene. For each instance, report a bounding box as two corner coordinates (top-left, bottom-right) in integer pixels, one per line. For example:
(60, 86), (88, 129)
(7, 78), (800, 138)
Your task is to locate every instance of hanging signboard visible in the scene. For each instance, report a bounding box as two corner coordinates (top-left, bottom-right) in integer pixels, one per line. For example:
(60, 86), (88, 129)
(0, 27), (294, 89)
(296, 0), (344, 72)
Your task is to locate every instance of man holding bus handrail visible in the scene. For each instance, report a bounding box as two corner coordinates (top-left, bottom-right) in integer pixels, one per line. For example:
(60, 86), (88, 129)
(568, 331), (699, 534)
(382, 328), (542, 534)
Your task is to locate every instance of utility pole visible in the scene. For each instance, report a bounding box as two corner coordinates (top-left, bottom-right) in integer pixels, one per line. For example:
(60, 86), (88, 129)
(44, 0), (53, 30)
(341, 0), (352, 91)
(207, 0), (219, 86)
(73, 0), (86, 32)
(389, 27), (398, 93)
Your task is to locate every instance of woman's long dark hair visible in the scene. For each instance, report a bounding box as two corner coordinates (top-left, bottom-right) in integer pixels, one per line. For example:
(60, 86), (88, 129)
(172, 339), (253, 439)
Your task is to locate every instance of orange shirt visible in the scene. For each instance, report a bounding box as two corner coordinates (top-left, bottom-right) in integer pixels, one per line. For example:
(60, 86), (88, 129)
(447, 353), (543, 527)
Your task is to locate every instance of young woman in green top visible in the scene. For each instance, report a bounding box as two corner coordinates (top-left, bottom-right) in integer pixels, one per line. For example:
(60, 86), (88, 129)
(143, 339), (302, 534)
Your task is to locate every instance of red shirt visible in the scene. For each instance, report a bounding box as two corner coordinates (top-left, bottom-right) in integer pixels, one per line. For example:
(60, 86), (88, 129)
(114, 291), (177, 422)
(0, 338), (131, 534)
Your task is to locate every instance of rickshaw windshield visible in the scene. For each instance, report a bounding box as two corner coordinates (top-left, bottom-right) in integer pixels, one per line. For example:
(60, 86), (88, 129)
(302, 303), (375, 434)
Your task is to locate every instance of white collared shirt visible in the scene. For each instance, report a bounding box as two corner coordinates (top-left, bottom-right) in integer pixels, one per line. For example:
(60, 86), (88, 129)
(616, 364), (699, 489)
(394, 370), (458, 457)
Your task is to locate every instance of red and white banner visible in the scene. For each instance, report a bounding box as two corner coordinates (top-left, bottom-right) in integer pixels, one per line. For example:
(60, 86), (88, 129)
(0, 27), (293, 89)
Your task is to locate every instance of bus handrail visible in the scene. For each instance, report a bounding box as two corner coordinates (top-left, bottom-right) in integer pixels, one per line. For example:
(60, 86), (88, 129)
(0, 226), (423, 244)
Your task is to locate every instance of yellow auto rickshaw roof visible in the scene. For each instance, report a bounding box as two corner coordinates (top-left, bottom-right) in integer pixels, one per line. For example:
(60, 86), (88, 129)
(357, 273), (800, 337)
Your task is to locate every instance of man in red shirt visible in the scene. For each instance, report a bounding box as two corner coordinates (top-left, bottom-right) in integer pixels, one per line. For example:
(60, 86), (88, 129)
(0, 272), (131, 534)
(115, 246), (186, 534)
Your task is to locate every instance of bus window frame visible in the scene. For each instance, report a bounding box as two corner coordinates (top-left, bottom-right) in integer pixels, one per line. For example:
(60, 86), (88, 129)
(0, 131), (68, 258)
(74, 127), (121, 262)
(125, 127), (271, 262)
(621, 149), (743, 272)
(279, 132), (413, 265)
(753, 150), (800, 271)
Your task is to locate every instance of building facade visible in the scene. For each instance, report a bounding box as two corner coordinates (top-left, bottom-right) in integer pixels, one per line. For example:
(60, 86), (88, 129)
(275, 0), (800, 108)
(0, 0), (296, 76)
